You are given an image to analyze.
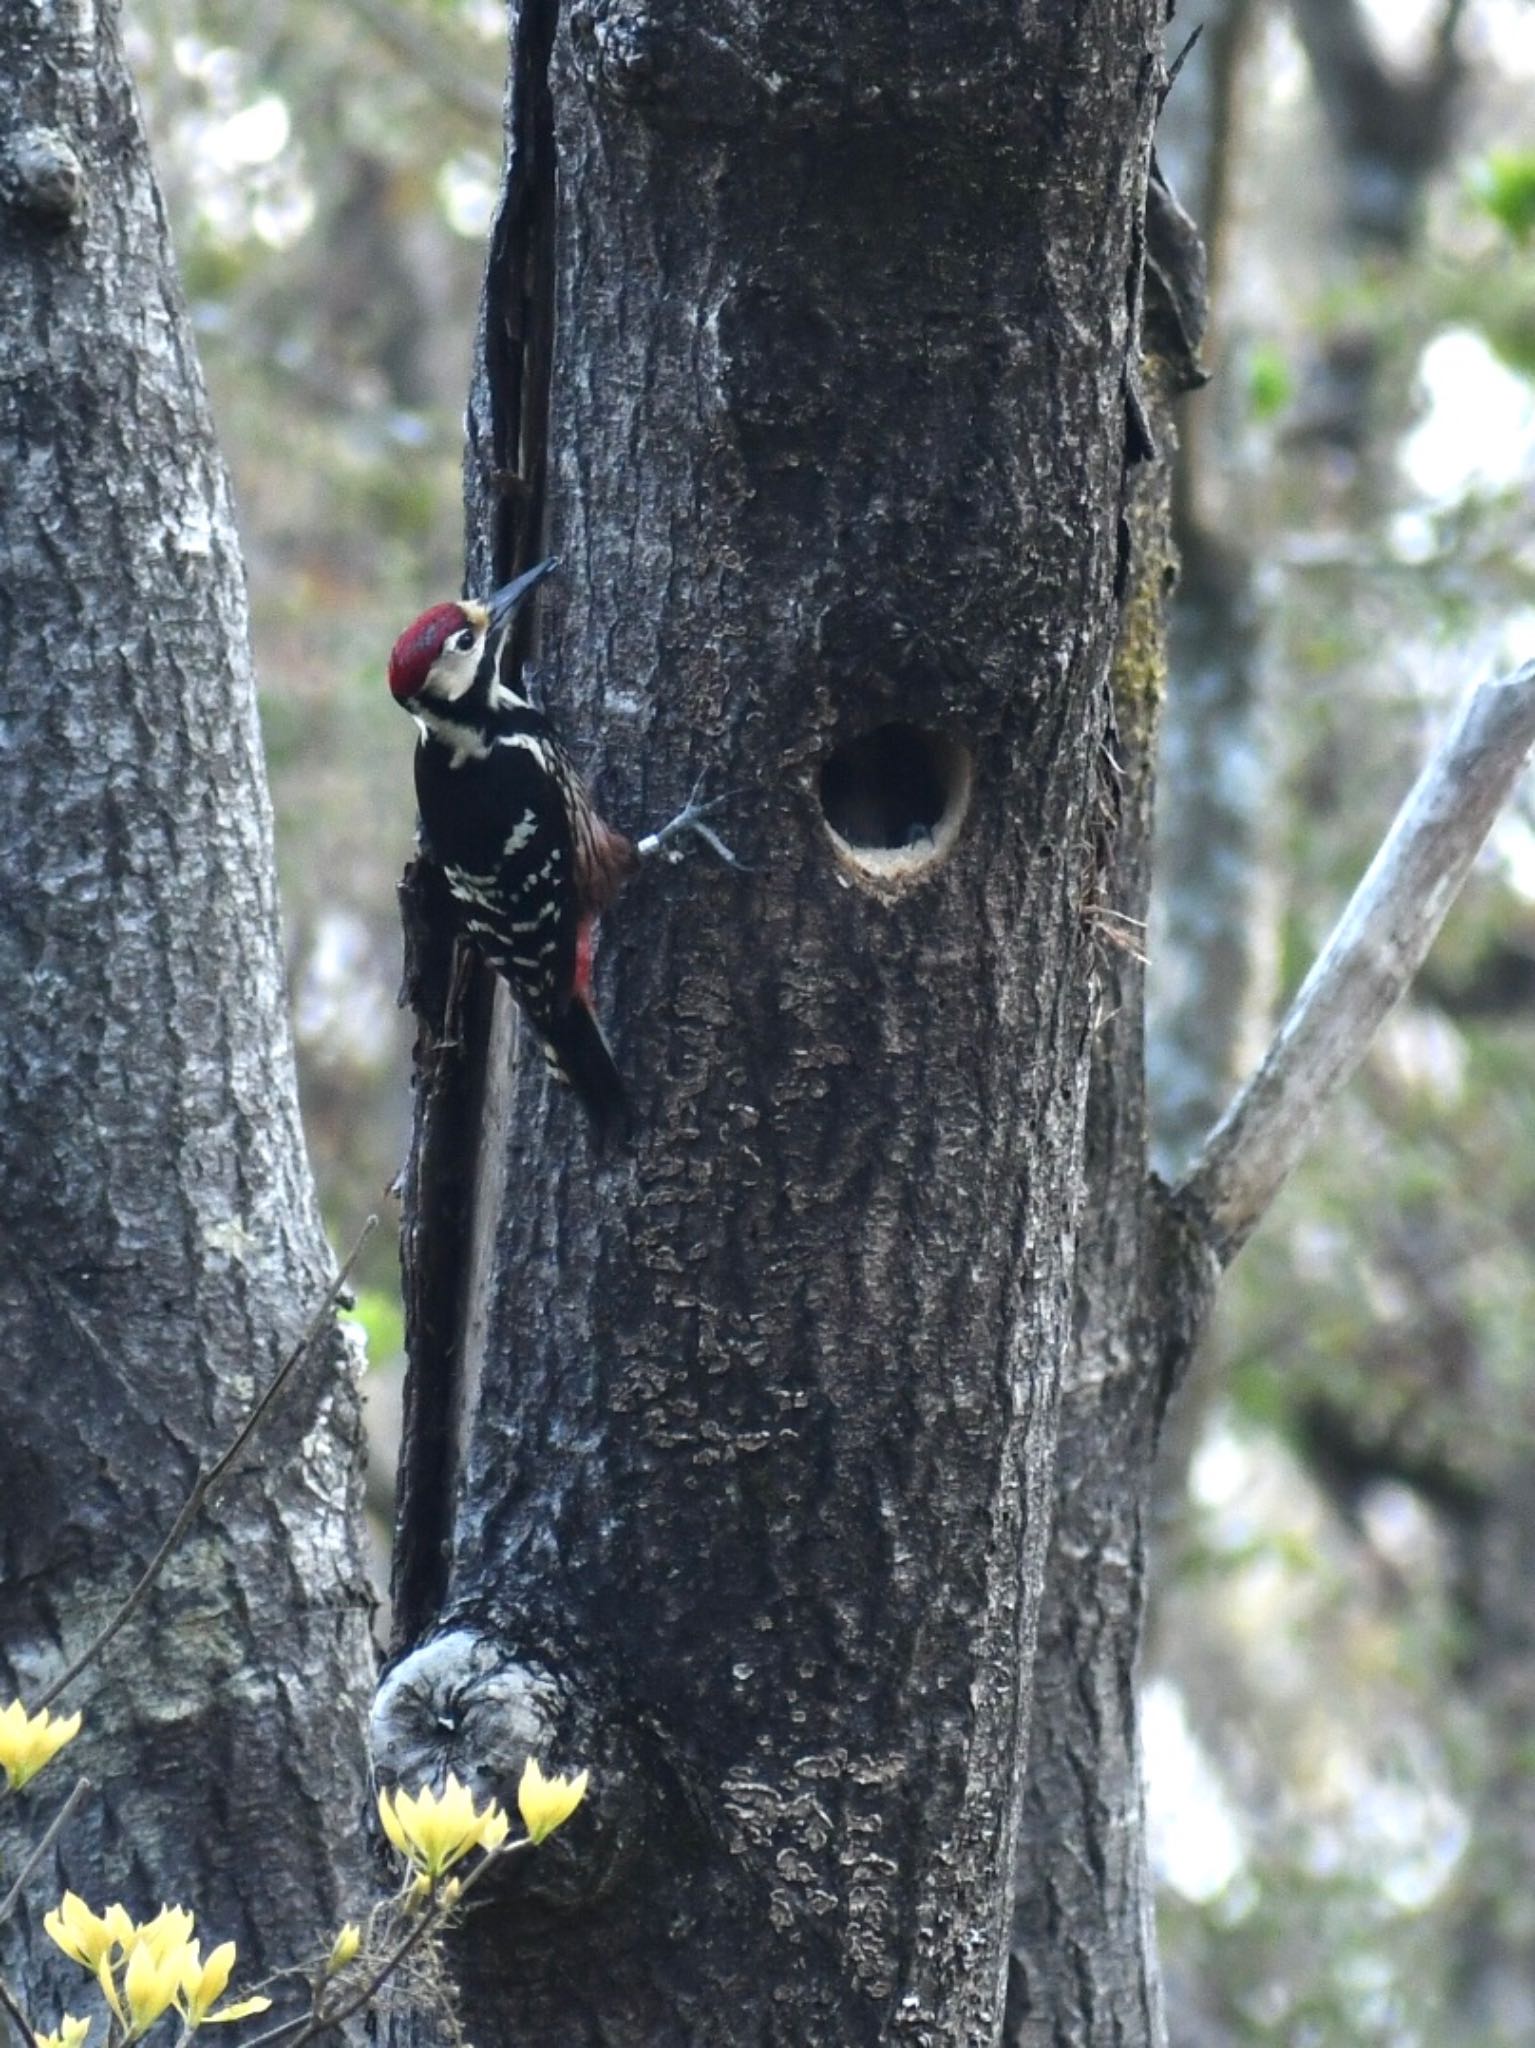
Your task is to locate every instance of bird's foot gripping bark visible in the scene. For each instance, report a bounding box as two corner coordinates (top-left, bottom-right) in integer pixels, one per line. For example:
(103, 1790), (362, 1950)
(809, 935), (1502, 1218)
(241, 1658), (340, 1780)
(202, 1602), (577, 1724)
(635, 776), (747, 869)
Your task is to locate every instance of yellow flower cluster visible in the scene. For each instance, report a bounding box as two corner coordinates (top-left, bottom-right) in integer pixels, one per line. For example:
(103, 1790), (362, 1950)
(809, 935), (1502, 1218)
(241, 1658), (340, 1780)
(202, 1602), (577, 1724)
(376, 1774), (508, 1882)
(375, 1759), (588, 1885)
(42, 1895), (271, 2040)
(0, 1700), (81, 1791)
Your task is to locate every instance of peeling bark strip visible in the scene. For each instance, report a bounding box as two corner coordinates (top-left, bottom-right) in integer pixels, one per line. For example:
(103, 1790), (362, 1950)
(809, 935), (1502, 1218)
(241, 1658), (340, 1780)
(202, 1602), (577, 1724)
(0, 0), (374, 2016)
(388, 2), (1166, 2041)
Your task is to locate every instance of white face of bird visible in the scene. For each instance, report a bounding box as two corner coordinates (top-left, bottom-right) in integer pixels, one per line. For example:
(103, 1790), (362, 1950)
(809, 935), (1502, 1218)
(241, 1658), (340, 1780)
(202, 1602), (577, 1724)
(418, 602), (489, 703)
(386, 559), (558, 716)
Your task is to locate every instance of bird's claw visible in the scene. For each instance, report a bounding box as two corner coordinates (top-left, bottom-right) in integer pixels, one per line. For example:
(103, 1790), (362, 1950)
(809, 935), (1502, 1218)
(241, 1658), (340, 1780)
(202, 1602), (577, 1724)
(636, 778), (749, 870)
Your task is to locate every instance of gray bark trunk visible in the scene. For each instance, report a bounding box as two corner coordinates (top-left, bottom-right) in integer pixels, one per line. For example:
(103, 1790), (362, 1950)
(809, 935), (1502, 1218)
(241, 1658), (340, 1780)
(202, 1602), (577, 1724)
(0, 0), (375, 2021)
(384, 1), (1164, 2040)
(1006, 214), (1215, 2048)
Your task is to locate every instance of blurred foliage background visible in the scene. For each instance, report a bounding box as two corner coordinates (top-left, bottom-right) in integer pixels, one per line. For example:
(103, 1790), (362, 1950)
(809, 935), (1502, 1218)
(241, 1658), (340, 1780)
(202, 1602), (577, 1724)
(122, 0), (1535, 2038)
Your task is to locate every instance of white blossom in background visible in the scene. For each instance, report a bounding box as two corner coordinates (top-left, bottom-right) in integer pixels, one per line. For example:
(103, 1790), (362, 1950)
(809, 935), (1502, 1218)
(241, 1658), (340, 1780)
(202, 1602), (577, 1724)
(1402, 329), (1535, 504)
(438, 153), (498, 239)
(294, 910), (395, 1067)
(160, 37), (314, 250)
(1143, 1679), (1247, 1904)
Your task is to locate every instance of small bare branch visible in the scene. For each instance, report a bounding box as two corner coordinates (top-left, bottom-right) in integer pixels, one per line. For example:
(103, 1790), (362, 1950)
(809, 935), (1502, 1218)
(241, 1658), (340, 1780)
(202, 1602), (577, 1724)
(34, 1220), (378, 1712)
(241, 1840), (531, 2048)
(1179, 661), (1535, 1262)
(0, 1775), (92, 1925)
(0, 1973), (31, 2048)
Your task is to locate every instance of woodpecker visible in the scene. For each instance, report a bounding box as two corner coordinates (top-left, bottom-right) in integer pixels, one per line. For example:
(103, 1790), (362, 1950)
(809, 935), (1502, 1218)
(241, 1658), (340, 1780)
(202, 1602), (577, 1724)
(388, 558), (731, 1139)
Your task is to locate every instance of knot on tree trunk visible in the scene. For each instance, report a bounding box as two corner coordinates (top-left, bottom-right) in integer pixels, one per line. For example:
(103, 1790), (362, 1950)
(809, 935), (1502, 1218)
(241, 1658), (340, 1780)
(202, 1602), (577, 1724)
(371, 1628), (645, 1906)
(3, 128), (86, 228)
(568, 2), (769, 125)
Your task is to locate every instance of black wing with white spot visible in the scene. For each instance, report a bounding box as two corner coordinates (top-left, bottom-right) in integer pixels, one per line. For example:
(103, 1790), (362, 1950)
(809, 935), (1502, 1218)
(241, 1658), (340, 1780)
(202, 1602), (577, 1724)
(412, 708), (628, 1135)
(417, 729), (579, 1022)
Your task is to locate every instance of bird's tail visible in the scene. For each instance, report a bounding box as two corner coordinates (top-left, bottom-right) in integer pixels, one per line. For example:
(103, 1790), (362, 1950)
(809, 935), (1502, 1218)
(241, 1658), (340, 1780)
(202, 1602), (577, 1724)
(540, 998), (631, 1145)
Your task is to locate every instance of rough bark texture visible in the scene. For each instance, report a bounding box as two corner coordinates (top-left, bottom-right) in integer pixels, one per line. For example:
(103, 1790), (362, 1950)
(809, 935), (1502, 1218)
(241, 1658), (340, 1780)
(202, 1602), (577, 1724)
(1005, 238), (1216, 2048)
(388, 1), (1164, 2040)
(0, 0), (375, 2019)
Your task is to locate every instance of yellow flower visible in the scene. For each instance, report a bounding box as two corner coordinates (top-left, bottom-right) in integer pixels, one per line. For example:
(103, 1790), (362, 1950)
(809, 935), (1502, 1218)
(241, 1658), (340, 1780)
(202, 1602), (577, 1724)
(178, 1940), (271, 2027)
(324, 1924), (361, 1974)
(377, 1773), (508, 1881)
(0, 1701), (83, 1790)
(132, 1907), (196, 1966)
(43, 1894), (134, 1972)
(121, 1934), (187, 2036)
(34, 2015), (91, 2048)
(517, 1758), (589, 1846)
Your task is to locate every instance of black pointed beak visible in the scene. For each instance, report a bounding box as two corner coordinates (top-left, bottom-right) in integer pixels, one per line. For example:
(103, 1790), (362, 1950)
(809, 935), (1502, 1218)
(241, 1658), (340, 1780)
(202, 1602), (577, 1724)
(487, 557), (559, 631)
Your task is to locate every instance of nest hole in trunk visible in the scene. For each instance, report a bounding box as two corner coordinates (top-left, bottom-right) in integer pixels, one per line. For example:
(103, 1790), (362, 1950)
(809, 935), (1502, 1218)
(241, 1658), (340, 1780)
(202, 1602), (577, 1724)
(818, 723), (972, 885)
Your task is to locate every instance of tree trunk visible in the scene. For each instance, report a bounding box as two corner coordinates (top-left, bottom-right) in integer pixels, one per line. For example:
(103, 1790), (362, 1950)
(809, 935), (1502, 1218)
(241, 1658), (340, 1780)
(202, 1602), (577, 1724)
(383, 0), (1164, 2040)
(1006, 194), (1215, 2047)
(0, 1), (375, 2019)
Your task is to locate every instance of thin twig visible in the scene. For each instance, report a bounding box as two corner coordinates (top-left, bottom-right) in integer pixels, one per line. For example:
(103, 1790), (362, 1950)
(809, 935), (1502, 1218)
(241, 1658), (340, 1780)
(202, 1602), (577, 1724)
(0, 1973), (32, 2048)
(1178, 662), (1535, 1262)
(0, 1776), (93, 1925)
(241, 1842), (531, 2048)
(35, 1220), (378, 1712)
(299, 1849), (523, 2043)
(1162, 21), (1204, 99)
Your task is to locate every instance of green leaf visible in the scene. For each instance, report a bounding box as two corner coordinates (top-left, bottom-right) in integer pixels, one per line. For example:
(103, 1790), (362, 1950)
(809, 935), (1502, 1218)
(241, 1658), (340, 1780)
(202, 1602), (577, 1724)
(341, 1287), (405, 1367)
(1246, 342), (1291, 422)
(1472, 150), (1535, 245)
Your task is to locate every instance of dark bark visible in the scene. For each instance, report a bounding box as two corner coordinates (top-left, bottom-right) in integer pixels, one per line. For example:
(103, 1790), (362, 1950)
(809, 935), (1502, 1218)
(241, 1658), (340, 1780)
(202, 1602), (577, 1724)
(386, 0), (1164, 2039)
(1006, 216), (1217, 2048)
(0, 1), (374, 2022)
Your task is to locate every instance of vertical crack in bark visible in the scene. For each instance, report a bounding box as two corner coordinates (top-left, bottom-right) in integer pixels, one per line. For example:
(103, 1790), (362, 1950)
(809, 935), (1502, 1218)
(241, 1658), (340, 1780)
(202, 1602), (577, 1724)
(391, 0), (561, 1653)
(478, 0), (559, 605)
(392, 917), (495, 1648)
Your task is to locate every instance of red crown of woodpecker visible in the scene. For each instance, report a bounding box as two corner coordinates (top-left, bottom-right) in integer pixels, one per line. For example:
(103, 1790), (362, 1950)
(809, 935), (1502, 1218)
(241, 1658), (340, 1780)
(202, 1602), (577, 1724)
(388, 603), (471, 702)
